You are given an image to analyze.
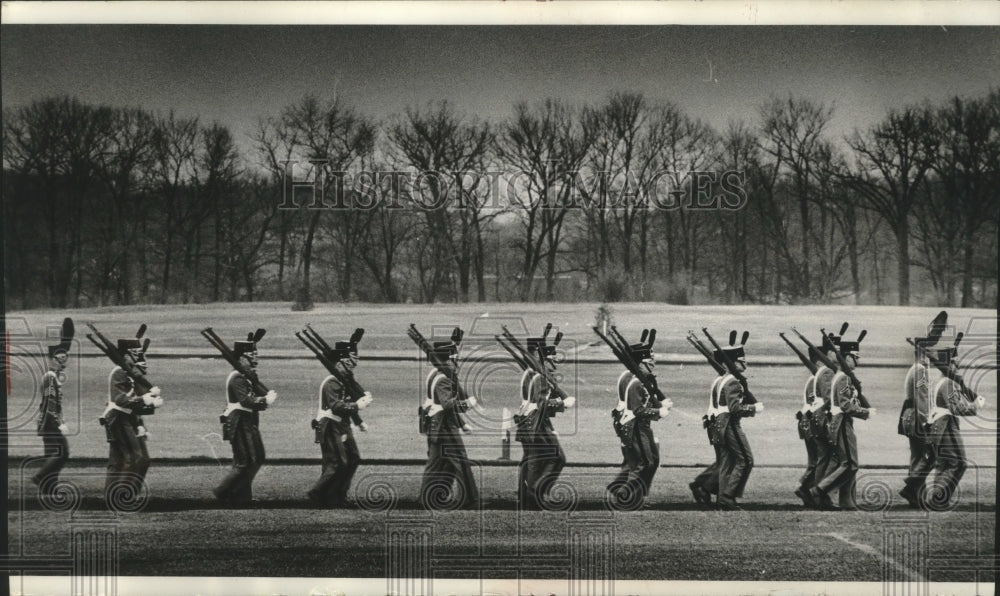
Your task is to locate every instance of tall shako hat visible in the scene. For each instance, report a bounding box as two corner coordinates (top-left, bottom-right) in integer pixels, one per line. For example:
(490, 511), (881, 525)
(431, 327), (463, 358)
(527, 323), (563, 364)
(934, 333), (963, 365)
(629, 328), (656, 362)
(713, 330), (748, 363)
(48, 318), (75, 358)
(117, 324), (149, 361)
(331, 328), (364, 361)
(235, 328), (266, 356)
(838, 328), (867, 357)
(822, 322), (849, 353)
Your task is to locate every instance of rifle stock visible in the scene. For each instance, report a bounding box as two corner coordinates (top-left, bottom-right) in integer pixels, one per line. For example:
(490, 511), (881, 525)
(85, 324), (154, 393)
(906, 338), (978, 402)
(686, 333), (726, 376)
(200, 328), (269, 394)
(295, 332), (366, 400)
(499, 326), (569, 400)
(820, 327), (871, 409)
(592, 326), (668, 405)
(701, 328), (757, 404)
(779, 332), (818, 375)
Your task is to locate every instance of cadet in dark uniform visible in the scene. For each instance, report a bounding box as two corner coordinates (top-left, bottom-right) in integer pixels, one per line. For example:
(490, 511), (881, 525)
(419, 337), (479, 510)
(899, 351), (934, 507)
(32, 318), (74, 494)
(514, 366), (537, 508)
(103, 334), (162, 497)
(213, 330), (276, 506)
(714, 339), (763, 511)
(807, 334), (840, 509)
(607, 370), (635, 501)
(794, 347), (826, 508)
(307, 338), (373, 507)
(809, 336), (873, 510)
(521, 336), (575, 510)
(922, 339), (986, 511)
(611, 342), (670, 508)
(690, 374), (726, 506)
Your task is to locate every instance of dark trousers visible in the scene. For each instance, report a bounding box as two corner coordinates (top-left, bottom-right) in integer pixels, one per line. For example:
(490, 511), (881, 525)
(692, 444), (722, 495)
(310, 426), (361, 504)
(35, 431), (69, 487)
(719, 423), (754, 499)
(421, 433), (478, 509)
(901, 436), (935, 498)
(106, 419), (143, 493)
(816, 422), (859, 508)
(215, 421), (265, 505)
(631, 425), (660, 497)
(607, 443), (634, 495)
(813, 437), (836, 488)
(798, 437), (820, 491)
(522, 430), (566, 508)
(928, 423), (967, 506)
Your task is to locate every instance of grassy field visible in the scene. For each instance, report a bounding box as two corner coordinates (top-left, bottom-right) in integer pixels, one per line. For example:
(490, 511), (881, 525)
(6, 303), (996, 585)
(7, 464), (996, 581)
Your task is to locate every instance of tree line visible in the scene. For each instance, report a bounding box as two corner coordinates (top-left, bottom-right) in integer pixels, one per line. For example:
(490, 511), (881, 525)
(3, 90), (997, 309)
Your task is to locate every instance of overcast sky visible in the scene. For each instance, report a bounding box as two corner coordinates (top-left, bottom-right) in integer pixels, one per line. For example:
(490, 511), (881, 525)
(3, 25), (998, 157)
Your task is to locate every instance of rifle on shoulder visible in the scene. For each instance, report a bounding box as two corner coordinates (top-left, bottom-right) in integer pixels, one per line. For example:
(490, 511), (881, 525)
(700, 328), (757, 404)
(200, 327), (269, 395)
(86, 322), (154, 393)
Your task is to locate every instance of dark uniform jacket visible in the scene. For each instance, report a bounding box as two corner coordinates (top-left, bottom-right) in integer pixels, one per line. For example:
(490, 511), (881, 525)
(222, 371), (268, 440)
(426, 373), (471, 444)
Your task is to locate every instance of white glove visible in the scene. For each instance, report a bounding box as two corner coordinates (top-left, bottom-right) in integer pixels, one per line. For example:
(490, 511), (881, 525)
(58, 423), (69, 434)
(265, 390), (278, 405)
(151, 396), (164, 408)
(427, 404), (443, 417)
(461, 424), (472, 433)
(466, 396), (478, 409)
(868, 407), (877, 418)
(141, 393), (156, 406)
(614, 401), (626, 412)
(421, 398), (434, 410)
(357, 395), (373, 410)
(658, 407), (670, 418)
(361, 391), (373, 401)
(562, 396), (576, 409)
(136, 425), (147, 438)
(665, 398), (674, 409)
(358, 421), (369, 432)
(976, 395), (986, 408)
(754, 403), (765, 413)
(149, 386), (161, 397)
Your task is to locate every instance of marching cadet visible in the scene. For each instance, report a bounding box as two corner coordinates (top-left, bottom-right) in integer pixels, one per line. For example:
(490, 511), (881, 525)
(794, 347), (826, 508)
(515, 365), (539, 508)
(809, 333), (873, 510)
(607, 368), (635, 502)
(898, 311), (948, 508)
(805, 333), (840, 509)
(307, 337), (373, 507)
(610, 340), (669, 509)
(103, 328), (163, 498)
(520, 335), (575, 510)
(32, 318), (74, 494)
(898, 345), (935, 508)
(714, 333), (762, 511)
(213, 330), (277, 507)
(419, 334), (479, 510)
(922, 335), (986, 511)
(689, 374), (726, 506)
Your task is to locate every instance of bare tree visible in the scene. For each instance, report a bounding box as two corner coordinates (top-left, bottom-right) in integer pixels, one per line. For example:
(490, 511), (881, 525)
(843, 104), (939, 305)
(255, 95), (376, 305)
(149, 111), (199, 301)
(931, 92), (1000, 306)
(759, 96), (835, 298)
(498, 99), (594, 300)
(386, 101), (493, 302)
